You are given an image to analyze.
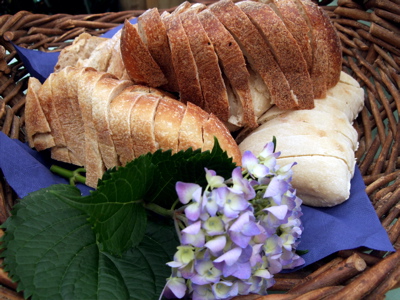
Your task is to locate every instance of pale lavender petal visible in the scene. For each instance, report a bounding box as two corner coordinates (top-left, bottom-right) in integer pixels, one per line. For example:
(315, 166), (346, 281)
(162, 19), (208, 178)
(214, 247), (242, 266)
(264, 205), (289, 221)
(205, 236), (227, 254)
(175, 182), (202, 204)
(163, 277), (187, 299)
(231, 262), (252, 279)
(205, 168), (226, 188)
(184, 201), (202, 222)
(264, 177), (289, 200)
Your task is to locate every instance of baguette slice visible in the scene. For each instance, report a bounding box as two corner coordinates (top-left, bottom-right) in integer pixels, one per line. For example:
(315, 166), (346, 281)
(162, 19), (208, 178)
(77, 69), (116, 188)
(197, 8), (257, 129)
(120, 19), (167, 87)
(209, 0), (297, 110)
(238, 1), (314, 109)
(180, 8), (230, 122)
(92, 77), (133, 169)
(109, 86), (142, 166)
(138, 8), (179, 92)
(162, 11), (204, 108)
(154, 96), (187, 153)
(130, 93), (160, 157)
(25, 77), (55, 150)
(39, 73), (71, 163)
(178, 101), (209, 151)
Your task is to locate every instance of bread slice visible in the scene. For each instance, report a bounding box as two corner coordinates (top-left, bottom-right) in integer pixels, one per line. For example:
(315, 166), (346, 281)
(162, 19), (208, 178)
(197, 8), (257, 129)
(263, 0), (313, 76)
(317, 5), (342, 88)
(162, 11), (204, 108)
(109, 86), (142, 166)
(54, 32), (107, 73)
(154, 96), (186, 153)
(180, 8), (230, 122)
(202, 113), (242, 166)
(294, 0), (329, 98)
(178, 101), (209, 151)
(91, 77), (133, 169)
(138, 8), (179, 92)
(208, 0), (297, 110)
(120, 19), (167, 87)
(77, 68), (116, 188)
(130, 93), (160, 157)
(25, 77), (55, 151)
(106, 29), (131, 81)
(38, 73), (71, 163)
(238, 1), (314, 109)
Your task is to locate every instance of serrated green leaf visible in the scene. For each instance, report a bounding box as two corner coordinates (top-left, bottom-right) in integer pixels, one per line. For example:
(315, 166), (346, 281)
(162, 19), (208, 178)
(52, 155), (156, 255)
(1, 186), (178, 300)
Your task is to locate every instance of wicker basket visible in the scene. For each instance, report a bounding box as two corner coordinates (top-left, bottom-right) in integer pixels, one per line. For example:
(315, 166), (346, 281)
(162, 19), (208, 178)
(0, 0), (400, 299)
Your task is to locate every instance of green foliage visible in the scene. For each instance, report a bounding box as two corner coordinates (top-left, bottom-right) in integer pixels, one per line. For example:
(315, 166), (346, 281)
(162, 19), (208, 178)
(1, 142), (236, 299)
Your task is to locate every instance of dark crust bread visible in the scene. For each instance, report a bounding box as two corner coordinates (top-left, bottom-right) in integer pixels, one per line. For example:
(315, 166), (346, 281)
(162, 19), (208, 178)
(238, 1), (314, 109)
(180, 9), (230, 122)
(120, 19), (167, 87)
(197, 8), (258, 128)
(295, 0), (329, 98)
(209, 0), (297, 110)
(138, 8), (179, 92)
(162, 12), (205, 108)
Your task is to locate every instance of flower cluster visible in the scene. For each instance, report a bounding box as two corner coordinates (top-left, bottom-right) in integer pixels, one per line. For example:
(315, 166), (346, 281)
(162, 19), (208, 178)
(163, 142), (304, 300)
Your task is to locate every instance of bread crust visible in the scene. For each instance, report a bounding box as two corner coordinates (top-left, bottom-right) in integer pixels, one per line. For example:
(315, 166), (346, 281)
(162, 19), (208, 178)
(209, 0), (297, 110)
(138, 8), (179, 92)
(154, 96), (186, 153)
(92, 77), (133, 169)
(180, 9), (230, 122)
(178, 101), (209, 151)
(78, 69), (117, 187)
(295, 0), (329, 98)
(109, 86), (142, 166)
(197, 8), (257, 128)
(238, 1), (314, 109)
(203, 113), (242, 166)
(162, 12), (204, 108)
(130, 93), (160, 157)
(120, 19), (167, 87)
(25, 77), (55, 150)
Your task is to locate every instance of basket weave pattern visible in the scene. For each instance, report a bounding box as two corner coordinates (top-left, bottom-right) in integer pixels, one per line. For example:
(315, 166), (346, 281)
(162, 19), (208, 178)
(0, 0), (400, 299)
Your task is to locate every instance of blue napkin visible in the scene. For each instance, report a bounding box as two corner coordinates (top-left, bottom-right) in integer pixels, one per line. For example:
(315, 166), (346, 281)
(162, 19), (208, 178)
(0, 18), (394, 269)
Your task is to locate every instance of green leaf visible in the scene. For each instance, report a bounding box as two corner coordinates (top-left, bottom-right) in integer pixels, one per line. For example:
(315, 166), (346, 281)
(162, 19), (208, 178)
(1, 186), (178, 300)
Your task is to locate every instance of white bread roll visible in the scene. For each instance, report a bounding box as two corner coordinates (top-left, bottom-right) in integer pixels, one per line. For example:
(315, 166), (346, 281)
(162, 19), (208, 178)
(239, 71), (364, 207)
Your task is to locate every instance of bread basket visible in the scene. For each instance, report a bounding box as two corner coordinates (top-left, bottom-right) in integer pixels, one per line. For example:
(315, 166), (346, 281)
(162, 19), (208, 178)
(0, 0), (400, 299)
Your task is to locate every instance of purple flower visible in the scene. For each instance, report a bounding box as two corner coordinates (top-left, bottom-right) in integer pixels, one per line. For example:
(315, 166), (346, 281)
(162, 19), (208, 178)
(212, 281), (238, 299)
(176, 182), (202, 204)
(203, 216), (225, 236)
(205, 168), (226, 188)
(205, 235), (227, 255)
(192, 284), (215, 300)
(214, 187), (249, 218)
(231, 167), (256, 200)
(191, 259), (222, 285)
(264, 177), (290, 205)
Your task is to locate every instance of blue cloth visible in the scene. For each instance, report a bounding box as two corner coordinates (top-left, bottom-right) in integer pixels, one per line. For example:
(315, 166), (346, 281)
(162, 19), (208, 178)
(1, 17), (394, 269)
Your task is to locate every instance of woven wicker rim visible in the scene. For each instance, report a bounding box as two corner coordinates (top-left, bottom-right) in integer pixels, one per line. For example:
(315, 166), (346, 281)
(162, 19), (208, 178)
(1, 0), (400, 299)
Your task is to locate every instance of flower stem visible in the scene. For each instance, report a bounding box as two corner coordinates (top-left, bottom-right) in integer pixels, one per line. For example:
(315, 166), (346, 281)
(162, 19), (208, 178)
(50, 165), (86, 185)
(144, 202), (174, 218)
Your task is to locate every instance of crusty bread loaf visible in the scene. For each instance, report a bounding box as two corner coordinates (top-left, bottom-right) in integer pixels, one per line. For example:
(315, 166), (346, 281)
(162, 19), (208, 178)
(239, 71), (365, 207)
(25, 66), (242, 188)
(120, 19), (167, 87)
